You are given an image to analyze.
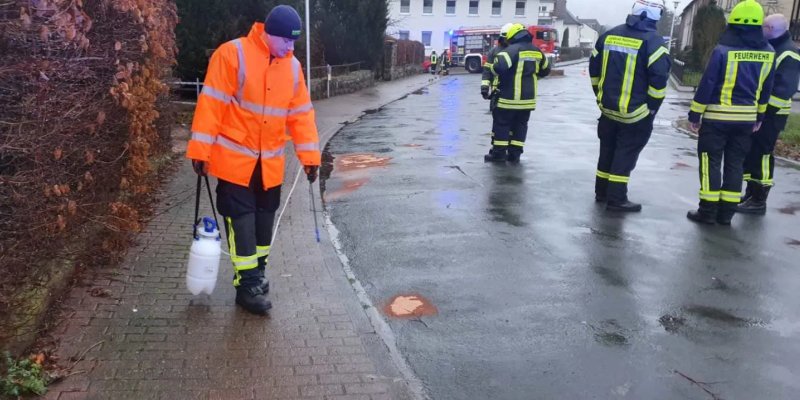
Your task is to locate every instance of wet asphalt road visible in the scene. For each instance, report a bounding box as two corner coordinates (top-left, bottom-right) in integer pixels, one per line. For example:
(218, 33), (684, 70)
(322, 64), (800, 400)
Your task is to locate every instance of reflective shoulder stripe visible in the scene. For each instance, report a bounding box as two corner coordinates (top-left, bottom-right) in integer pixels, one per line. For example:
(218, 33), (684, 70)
(295, 142), (320, 152)
(292, 57), (301, 94)
(497, 52), (512, 67)
(201, 85), (233, 104)
(648, 85), (666, 99)
(191, 132), (215, 144)
(232, 39), (246, 102)
(648, 46), (669, 67)
(690, 101), (707, 113)
(288, 102), (314, 116)
(776, 50), (800, 68)
(591, 48), (599, 58)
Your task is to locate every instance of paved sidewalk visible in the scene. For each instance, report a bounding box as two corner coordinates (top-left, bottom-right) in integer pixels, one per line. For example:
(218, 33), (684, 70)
(44, 74), (436, 400)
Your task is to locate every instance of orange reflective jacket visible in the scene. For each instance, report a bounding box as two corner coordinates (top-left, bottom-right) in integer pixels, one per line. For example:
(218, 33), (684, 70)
(186, 23), (321, 189)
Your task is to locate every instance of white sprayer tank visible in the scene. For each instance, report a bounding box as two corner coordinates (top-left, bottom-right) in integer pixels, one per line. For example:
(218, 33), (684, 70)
(186, 217), (221, 295)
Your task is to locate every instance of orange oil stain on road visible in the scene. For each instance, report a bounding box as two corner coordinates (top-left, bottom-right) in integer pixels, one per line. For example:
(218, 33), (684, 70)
(325, 153), (392, 201)
(384, 294), (438, 318)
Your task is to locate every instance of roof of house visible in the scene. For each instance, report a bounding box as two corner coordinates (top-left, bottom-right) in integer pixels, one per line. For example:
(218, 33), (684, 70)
(554, 0), (582, 26)
(579, 18), (601, 28)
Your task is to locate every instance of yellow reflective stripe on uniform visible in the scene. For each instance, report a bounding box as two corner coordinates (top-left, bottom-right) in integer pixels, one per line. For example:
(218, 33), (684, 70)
(597, 49), (610, 102)
(493, 140), (510, 146)
(777, 108), (791, 115)
(257, 245), (270, 258)
(519, 51), (542, 60)
(721, 60), (738, 106)
(605, 35), (643, 49)
(484, 62), (494, 68)
(498, 98), (537, 105)
(720, 191), (741, 203)
(648, 46), (669, 67)
(608, 174), (630, 183)
(701, 153), (710, 195)
(776, 50), (800, 67)
(498, 52), (512, 68)
(762, 154), (771, 183)
(591, 48), (599, 58)
(227, 217), (258, 287)
(754, 58), (774, 110)
(596, 170), (610, 179)
(497, 103), (537, 110)
(648, 86), (666, 99)
(706, 104), (757, 113)
(690, 101), (707, 113)
(510, 140), (525, 147)
(758, 104), (768, 113)
(514, 59), (524, 100)
(591, 77), (600, 85)
(769, 95), (792, 108)
(599, 104), (649, 123)
(619, 54), (637, 113)
(541, 56), (549, 70)
(699, 190), (720, 201)
(481, 80), (491, 86)
(743, 173), (752, 181)
(703, 112), (757, 122)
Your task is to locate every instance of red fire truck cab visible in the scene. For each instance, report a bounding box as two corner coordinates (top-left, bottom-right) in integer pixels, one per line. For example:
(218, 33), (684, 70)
(450, 25), (558, 73)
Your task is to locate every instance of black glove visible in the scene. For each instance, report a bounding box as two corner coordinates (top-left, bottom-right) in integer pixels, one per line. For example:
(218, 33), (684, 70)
(192, 160), (208, 176)
(481, 85), (490, 100)
(304, 165), (319, 183)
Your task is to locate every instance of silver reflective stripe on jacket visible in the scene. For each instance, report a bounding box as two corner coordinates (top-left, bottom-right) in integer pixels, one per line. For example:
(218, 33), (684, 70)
(232, 39), (247, 102)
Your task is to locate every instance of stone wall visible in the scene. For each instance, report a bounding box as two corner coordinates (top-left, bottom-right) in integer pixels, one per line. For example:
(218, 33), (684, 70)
(310, 70), (375, 100)
(388, 64), (424, 81)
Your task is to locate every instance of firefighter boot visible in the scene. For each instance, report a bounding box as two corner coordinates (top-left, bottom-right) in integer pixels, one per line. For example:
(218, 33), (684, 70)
(256, 262), (270, 295)
(484, 148), (507, 163)
(716, 202), (737, 226)
(687, 201), (717, 225)
(595, 177), (608, 203)
(507, 151), (521, 164)
(606, 200), (642, 212)
(236, 286), (272, 315)
(737, 185), (770, 215)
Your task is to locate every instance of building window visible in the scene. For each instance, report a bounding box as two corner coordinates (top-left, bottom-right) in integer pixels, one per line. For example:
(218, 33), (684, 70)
(400, 0), (409, 14)
(423, 0), (433, 14)
(446, 0), (456, 14)
(492, 0), (501, 15)
(469, 0), (479, 15)
(399, 30), (410, 40)
(422, 31), (432, 46)
(539, 5), (546, 12)
(516, 0), (526, 16)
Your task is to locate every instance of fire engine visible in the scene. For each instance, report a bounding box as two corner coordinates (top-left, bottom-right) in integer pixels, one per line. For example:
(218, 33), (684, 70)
(449, 25), (558, 73)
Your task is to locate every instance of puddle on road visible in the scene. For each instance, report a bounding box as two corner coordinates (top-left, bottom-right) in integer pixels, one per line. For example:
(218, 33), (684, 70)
(384, 294), (438, 318)
(671, 162), (693, 170)
(659, 314), (686, 333)
(778, 203), (800, 215)
(683, 305), (761, 328)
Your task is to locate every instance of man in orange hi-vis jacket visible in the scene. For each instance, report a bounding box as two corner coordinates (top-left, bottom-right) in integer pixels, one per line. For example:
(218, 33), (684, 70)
(186, 5), (321, 315)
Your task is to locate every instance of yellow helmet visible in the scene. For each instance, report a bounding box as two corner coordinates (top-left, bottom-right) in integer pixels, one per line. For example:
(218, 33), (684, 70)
(728, 0), (764, 26)
(505, 23), (526, 40)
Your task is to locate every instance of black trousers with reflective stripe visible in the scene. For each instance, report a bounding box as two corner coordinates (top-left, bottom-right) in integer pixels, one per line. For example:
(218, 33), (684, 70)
(697, 121), (752, 204)
(216, 162), (281, 288)
(492, 109), (531, 155)
(744, 115), (784, 186)
(595, 115), (653, 203)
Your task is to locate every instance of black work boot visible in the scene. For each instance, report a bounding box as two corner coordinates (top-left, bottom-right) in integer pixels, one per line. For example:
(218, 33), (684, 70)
(687, 201), (717, 225)
(256, 259), (270, 295)
(484, 148), (507, 163)
(507, 152), (521, 164)
(716, 202), (737, 226)
(235, 286), (272, 315)
(737, 185), (769, 215)
(606, 200), (642, 212)
(741, 180), (756, 202)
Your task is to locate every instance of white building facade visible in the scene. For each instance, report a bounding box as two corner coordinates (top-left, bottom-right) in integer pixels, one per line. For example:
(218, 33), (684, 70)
(388, 0), (541, 55)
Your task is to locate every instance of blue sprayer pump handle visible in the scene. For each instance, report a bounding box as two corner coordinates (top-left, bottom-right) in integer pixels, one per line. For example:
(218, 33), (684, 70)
(202, 216), (217, 233)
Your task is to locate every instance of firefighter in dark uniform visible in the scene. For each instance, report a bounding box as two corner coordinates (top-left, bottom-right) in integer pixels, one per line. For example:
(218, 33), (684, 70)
(482, 23), (514, 112)
(738, 14), (800, 215)
(430, 50), (438, 75)
(589, 0), (671, 212)
(484, 23), (551, 163)
(687, 0), (775, 225)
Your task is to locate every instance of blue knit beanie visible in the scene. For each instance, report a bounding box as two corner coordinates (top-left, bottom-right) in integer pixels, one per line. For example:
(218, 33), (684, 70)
(265, 5), (302, 40)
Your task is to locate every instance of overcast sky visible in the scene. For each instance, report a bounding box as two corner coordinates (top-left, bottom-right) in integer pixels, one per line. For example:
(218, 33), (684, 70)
(568, 0), (693, 26)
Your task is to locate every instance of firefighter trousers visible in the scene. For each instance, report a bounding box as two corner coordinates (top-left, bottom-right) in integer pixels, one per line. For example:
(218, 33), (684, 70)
(492, 109), (531, 156)
(744, 115), (785, 187)
(697, 121), (753, 206)
(595, 115), (653, 203)
(216, 162), (281, 289)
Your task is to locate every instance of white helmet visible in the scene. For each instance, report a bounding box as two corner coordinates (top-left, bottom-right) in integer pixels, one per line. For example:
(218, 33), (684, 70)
(500, 23), (514, 38)
(631, 0), (665, 21)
